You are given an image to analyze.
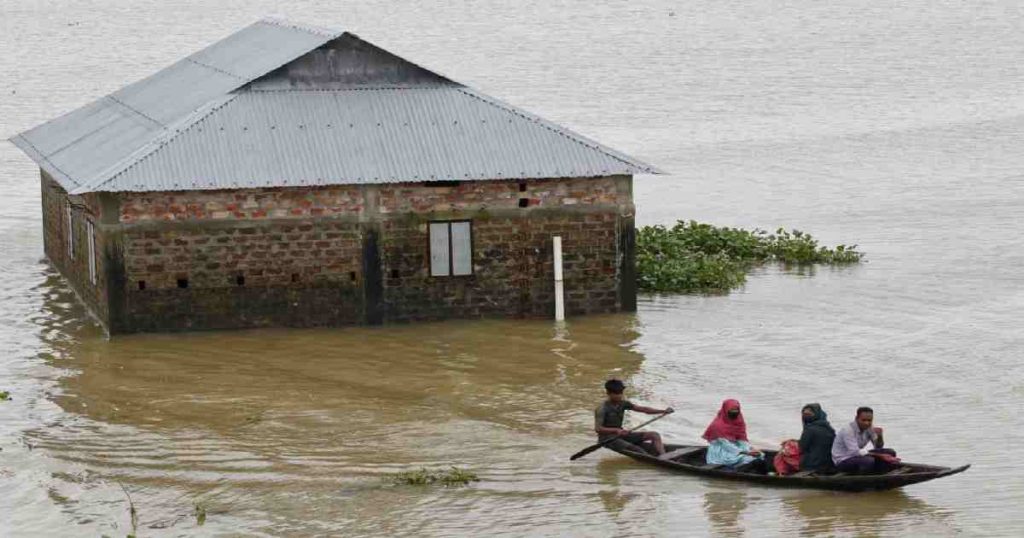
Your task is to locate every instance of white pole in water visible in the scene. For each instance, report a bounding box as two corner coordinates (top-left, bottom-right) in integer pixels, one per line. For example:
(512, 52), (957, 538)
(553, 236), (565, 321)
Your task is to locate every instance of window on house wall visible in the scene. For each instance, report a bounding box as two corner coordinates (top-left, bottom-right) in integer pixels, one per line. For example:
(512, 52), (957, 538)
(86, 220), (97, 285)
(65, 201), (75, 259)
(429, 221), (473, 277)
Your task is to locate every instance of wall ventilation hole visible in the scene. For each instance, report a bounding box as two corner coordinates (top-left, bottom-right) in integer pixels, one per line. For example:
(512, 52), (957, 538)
(519, 182), (527, 192)
(390, 269), (400, 279)
(291, 273), (300, 283)
(518, 198), (529, 208)
(236, 275), (245, 287)
(349, 271), (357, 282)
(177, 278), (189, 289)
(138, 281), (146, 291)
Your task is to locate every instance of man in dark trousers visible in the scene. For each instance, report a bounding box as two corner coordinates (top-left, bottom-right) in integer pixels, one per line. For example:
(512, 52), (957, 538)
(594, 379), (673, 455)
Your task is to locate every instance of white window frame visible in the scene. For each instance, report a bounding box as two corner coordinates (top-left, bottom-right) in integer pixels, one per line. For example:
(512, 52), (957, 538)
(429, 220), (473, 277)
(86, 220), (97, 285)
(65, 201), (74, 259)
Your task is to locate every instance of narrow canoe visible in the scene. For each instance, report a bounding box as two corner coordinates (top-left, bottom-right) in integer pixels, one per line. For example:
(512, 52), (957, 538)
(607, 442), (970, 492)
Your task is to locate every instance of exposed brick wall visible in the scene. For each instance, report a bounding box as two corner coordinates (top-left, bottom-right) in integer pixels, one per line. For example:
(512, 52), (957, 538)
(118, 176), (629, 223)
(122, 221), (363, 289)
(119, 220), (364, 331)
(379, 211), (623, 322)
(40, 172), (110, 325)
(39, 173), (634, 333)
(119, 185), (365, 223)
(378, 176), (630, 213)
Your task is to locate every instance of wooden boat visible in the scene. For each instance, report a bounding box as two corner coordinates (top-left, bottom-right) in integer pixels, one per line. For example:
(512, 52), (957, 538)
(607, 442), (969, 492)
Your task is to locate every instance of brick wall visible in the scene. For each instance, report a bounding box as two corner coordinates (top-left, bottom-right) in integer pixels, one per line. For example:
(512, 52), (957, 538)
(380, 211), (624, 322)
(119, 219), (365, 331)
(120, 185), (365, 222)
(41, 174), (634, 333)
(377, 175), (632, 322)
(118, 177), (627, 223)
(378, 176), (629, 213)
(40, 172), (110, 325)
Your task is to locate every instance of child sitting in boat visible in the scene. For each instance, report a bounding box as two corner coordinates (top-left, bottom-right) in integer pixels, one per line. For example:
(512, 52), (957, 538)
(702, 399), (769, 472)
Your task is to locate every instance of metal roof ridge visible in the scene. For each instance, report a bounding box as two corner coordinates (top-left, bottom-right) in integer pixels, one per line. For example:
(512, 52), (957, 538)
(257, 17), (343, 39)
(71, 94), (239, 194)
(453, 87), (667, 175)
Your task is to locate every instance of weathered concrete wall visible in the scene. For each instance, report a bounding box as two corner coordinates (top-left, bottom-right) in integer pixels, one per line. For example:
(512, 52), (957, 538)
(40, 172), (112, 326)
(60, 175), (634, 333)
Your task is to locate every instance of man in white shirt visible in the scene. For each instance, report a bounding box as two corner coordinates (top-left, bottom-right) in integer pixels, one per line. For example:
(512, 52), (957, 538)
(831, 407), (899, 473)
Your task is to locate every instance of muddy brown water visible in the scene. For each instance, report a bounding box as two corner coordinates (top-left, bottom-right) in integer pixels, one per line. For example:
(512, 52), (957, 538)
(2, 1), (1023, 536)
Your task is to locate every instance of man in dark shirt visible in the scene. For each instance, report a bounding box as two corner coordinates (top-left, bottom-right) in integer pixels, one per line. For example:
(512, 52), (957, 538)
(594, 379), (673, 455)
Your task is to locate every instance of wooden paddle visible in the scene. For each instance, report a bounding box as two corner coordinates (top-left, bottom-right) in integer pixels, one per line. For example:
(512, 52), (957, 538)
(569, 411), (672, 461)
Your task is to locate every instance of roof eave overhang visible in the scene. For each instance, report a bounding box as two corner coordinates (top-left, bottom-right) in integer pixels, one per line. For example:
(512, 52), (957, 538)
(8, 134), (83, 192)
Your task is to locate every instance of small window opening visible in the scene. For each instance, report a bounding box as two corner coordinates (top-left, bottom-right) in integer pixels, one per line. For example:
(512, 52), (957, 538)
(519, 182), (527, 192)
(177, 278), (189, 289)
(291, 273), (300, 283)
(65, 201), (75, 259)
(518, 198), (530, 208)
(390, 269), (400, 279)
(86, 220), (97, 285)
(349, 271), (357, 282)
(429, 221), (473, 277)
(236, 275), (245, 287)
(138, 281), (146, 291)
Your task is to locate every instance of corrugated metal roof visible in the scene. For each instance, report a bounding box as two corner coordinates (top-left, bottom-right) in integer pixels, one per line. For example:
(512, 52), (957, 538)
(10, 18), (338, 193)
(10, 18), (663, 195)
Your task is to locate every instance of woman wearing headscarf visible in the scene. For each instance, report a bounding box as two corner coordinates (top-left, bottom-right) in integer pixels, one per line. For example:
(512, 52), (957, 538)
(702, 399), (764, 469)
(798, 403), (836, 473)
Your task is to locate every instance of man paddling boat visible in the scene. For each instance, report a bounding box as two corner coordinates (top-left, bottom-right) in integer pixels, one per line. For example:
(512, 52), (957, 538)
(594, 379), (673, 456)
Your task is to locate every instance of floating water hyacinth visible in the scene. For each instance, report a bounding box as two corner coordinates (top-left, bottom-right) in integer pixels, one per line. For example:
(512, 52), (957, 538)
(386, 467), (480, 487)
(636, 220), (863, 293)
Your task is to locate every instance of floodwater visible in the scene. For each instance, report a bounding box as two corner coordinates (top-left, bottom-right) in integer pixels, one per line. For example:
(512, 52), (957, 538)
(1, 0), (1023, 536)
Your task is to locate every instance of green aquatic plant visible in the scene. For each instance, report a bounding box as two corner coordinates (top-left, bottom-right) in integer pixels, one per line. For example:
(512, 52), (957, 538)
(0, 391), (10, 401)
(194, 502), (207, 526)
(636, 220), (863, 293)
(386, 467), (480, 487)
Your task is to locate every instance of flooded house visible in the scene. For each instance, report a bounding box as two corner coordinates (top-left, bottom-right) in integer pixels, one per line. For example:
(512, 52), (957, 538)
(10, 18), (663, 334)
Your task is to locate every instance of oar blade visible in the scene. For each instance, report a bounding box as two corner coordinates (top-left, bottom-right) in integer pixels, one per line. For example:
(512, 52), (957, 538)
(570, 442), (604, 461)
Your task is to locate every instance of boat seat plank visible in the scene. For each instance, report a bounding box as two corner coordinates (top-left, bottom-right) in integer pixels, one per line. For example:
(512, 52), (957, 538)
(789, 470), (815, 477)
(700, 463), (725, 470)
